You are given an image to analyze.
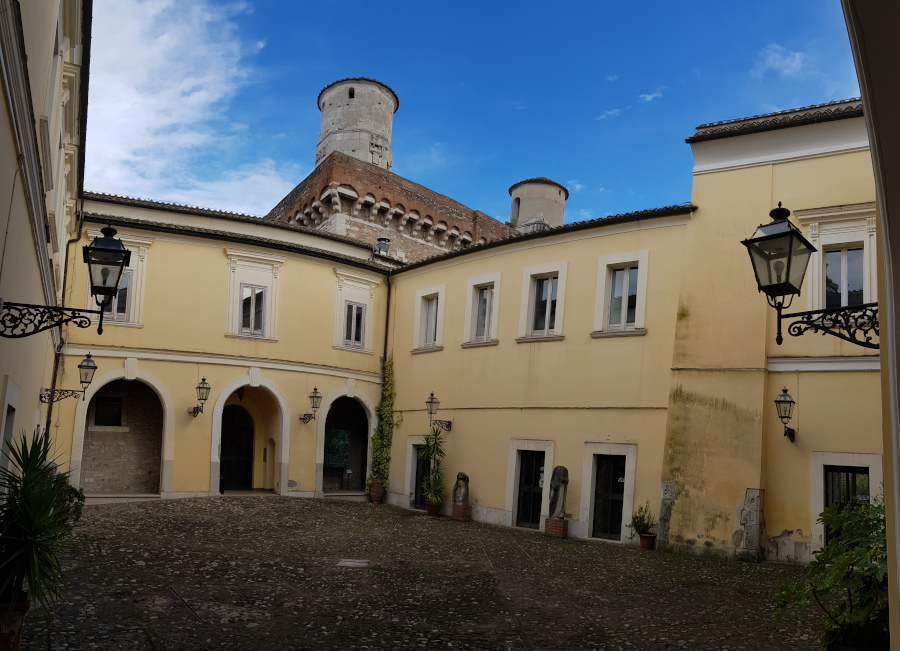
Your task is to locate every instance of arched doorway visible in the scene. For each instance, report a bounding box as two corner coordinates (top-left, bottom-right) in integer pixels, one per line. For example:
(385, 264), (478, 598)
(221, 405), (254, 490)
(322, 397), (368, 491)
(81, 379), (163, 494)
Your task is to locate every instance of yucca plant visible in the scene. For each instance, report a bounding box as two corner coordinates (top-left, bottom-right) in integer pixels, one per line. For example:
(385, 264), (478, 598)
(418, 425), (446, 504)
(0, 428), (80, 607)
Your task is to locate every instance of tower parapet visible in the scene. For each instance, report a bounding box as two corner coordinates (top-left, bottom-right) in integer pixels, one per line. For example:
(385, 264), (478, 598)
(316, 78), (398, 171)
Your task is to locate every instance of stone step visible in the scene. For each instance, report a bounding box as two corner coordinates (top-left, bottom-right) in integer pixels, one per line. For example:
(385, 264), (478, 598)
(323, 490), (369, 502)
(84, 493), (160, 505)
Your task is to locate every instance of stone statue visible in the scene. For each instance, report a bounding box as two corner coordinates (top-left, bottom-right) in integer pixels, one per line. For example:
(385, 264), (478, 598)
(547, 466), (569, 519)
(452, 472), (469, 506)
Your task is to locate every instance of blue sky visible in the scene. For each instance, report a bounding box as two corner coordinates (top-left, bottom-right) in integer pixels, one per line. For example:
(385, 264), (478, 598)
(85, 0), (860, 221)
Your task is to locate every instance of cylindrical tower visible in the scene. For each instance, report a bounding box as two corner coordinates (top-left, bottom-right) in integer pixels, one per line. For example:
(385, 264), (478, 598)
(508, 178), (568, 231)
(316, 77), (399, 170)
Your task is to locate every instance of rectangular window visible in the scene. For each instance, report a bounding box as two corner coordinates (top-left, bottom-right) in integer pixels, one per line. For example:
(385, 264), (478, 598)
(531, 275), (558, 336)
(343, 302), (365, 349)
(94, 397), (123, 427)
(473, 285), (493, 341)
(101, 270), (132, 322)
(423, 296), (439, 347)
(824, 247), (864, 309)
(824, 465), (870, 544)
(240, 284), (266, 337)
(608, 266), (638, 330)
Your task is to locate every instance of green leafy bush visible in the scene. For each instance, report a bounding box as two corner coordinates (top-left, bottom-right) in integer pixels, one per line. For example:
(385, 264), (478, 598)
(774, 496), (889, 649)
(417, 425), (446, 504)
(629, 500), (657, 538)
(367, 355), (399, 490)
(0, 429), (80, 605)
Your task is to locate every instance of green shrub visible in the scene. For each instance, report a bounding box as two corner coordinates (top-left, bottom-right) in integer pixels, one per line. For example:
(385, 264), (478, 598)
(629, 500), (657, 538)
(417, 425), (446, 504)
(774, 496), (889, 649)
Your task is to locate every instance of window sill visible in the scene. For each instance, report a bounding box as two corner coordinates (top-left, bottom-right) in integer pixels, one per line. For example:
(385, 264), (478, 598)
(590, 328), (647, 339)
(411, 345), (444, 355)
(91, 321), (143, 329)
(515, 335), (565, 343)
(333, 345), (373, 355)
(461, 339), (499, 349)
(225, 334), (279, 343)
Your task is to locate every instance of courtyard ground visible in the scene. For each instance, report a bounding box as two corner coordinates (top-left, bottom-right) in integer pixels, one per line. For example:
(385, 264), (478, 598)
(21, 496), (823, 650)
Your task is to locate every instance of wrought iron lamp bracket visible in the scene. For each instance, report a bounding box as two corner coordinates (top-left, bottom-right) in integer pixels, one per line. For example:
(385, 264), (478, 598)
(783, 426), (796, 444)
(773, 300), (879, 349)
(39, 388), (85, 403)
(431, 419), (452, 432)
(189, 404), (204, 418)
(300, 413), (316, 424)
(0, 300), (107, 338)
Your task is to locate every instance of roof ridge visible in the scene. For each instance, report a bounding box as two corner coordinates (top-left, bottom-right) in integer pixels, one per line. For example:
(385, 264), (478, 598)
(84, 191), (260, 219)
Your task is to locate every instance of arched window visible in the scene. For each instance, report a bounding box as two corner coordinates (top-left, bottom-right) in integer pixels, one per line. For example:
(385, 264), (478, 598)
(511, 197), (520, 224)
(349, 88), (355, 99)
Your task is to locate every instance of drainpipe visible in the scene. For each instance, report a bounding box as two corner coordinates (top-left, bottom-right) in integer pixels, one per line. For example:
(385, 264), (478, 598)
(44, 198), (86, 436)
(382, 272), (392, 380)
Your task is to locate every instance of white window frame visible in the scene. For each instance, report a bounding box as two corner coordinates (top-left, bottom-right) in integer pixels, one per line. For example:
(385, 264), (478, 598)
(225, 248), (284, 341)
(239, 283), (267, 337)
(463, 272), (501, 345)
(85, 230), (153, 327)
(593, 251), (649, 334)
(579, 442), (637, 543)
(333, 268), (379, 353)
(517, 262), (567, 339)
(810, 451), (883, 553)
(796, 203), (877, 311)
(343, 301), (366, 349)
(413, 284), (446, 351)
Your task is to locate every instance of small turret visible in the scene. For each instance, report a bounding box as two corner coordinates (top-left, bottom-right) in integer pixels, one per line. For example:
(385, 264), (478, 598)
(316, 77), (399, 171)
(508, 178), (568, 233)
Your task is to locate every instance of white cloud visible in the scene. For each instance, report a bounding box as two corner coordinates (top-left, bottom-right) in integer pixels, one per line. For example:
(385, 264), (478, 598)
(639, 89), (663, 102)
(85, 0), (298, 215)
(596, 108), (621, 120)
(577, 208), (594, 221)
(752, 44), (806, 79)
(514, 101), (527, 110)
(567, 180), (585, 192)
(605, 75), (618, 82)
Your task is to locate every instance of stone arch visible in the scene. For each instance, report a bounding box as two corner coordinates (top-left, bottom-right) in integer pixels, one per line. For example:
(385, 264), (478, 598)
(70, 366), (175, 494)
(315, 386), (377, 496)
(210, 374), (290, 495)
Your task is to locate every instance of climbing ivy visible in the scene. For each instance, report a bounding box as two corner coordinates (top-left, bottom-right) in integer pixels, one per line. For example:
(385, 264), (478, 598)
(367, 354), (398, 489)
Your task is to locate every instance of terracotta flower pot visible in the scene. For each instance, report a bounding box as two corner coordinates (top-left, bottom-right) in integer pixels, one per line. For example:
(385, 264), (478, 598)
(639, 532), (657, 550)
(424, 498), (441, 517)
(0, 593), (31, 651)
(368, 478), (384, 504)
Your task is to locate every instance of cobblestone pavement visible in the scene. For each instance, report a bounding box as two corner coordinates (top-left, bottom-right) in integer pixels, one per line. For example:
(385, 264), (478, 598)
(20, 496), (823, 650)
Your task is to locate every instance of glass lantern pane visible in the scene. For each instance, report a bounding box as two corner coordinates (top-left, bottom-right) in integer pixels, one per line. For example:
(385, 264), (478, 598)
(787, 236), (812, 294)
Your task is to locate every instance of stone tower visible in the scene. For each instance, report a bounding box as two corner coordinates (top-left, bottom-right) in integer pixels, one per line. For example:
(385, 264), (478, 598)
(508, 178), (568, 233)
(316, 77), (399, 171)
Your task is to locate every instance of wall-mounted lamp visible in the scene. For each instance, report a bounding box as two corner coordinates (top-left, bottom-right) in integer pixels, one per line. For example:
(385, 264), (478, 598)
(373, 237), (390, 258)
(300, 386), (323, 424)
(40, 353), (97, 403)
(774, 387), (796, 443)
(189, 377), (211, 417)
(426, 392), (452, 431)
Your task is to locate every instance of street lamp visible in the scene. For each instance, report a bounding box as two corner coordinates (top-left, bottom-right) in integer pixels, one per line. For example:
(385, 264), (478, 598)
(0, 225), (132, 338)
(300, 386), (323, 424)
(426, 392), (452, 431)
(190, 378), (211, 417)
(774, 387), (796, 443)
(39, 353), (98, 403)
(742, 203), (879, 349)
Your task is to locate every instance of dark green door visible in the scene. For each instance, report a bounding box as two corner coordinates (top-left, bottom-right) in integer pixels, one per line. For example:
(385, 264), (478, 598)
(593, 454), (626, 540)
(221, 405), (254, 490)
(516, 451), (544, 528)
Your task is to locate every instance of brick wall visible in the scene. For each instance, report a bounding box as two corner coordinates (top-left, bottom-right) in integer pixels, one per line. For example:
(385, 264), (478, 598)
(265, 152), (511, 263)
(81, 380), (163, 494)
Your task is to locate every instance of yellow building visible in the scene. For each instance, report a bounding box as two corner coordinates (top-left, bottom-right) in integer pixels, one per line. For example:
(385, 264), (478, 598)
(34, 82), (879, 564)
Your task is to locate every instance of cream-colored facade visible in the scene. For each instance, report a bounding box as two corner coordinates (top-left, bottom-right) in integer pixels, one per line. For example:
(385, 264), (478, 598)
(38, 97), (881, 564)
(0, 0), (90, 466)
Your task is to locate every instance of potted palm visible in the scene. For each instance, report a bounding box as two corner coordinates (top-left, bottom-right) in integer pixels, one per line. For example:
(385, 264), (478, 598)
(418, 425), (446, 516)
(775, 496), (889, 650)
(629, 500), (657, 550)
(1, 429), (82, 651)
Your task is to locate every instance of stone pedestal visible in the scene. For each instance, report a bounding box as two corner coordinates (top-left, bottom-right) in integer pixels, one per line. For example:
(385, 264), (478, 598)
(545, 517), (567, 538)
(451, 504), (471, 522)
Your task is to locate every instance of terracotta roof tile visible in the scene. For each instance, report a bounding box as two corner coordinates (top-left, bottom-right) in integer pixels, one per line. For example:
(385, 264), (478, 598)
(508, 177), (570, 200)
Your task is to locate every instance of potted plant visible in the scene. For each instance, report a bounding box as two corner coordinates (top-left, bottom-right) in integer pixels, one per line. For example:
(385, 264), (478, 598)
(418, 425), (446, 517)
(775, 496), (890, 650)
(1, 429), (82, 651)
(629, 500), (657, 550)
(365, 474), (385, 504)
